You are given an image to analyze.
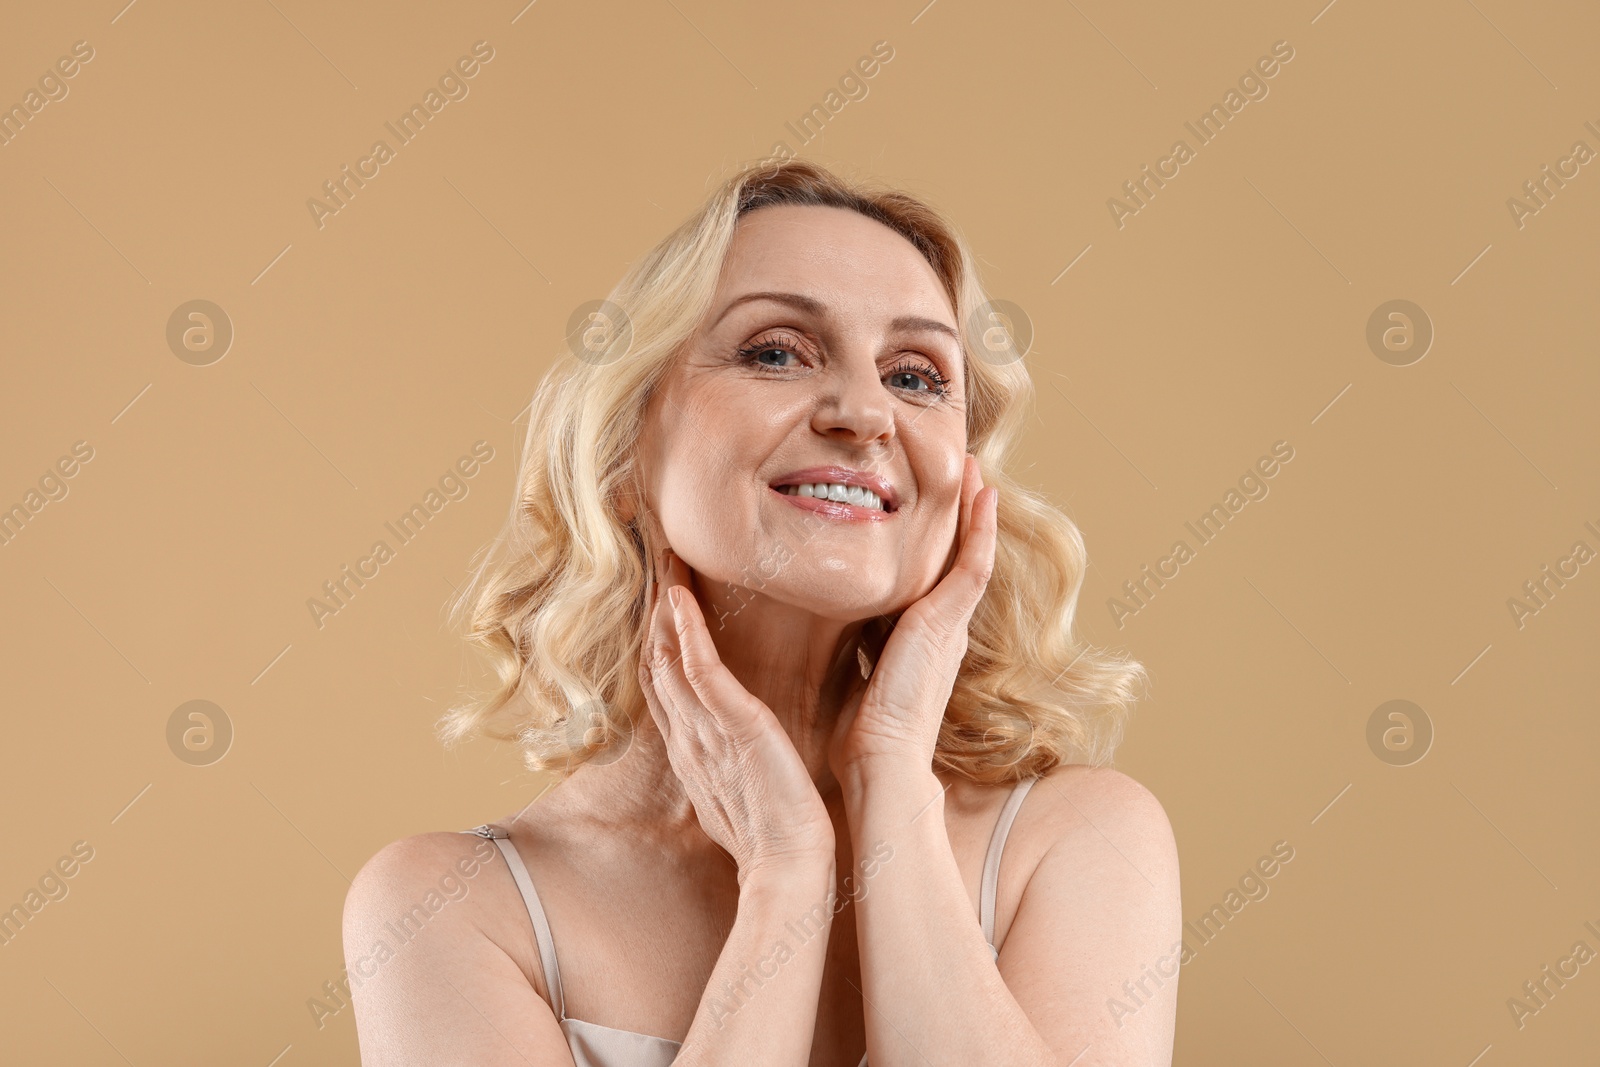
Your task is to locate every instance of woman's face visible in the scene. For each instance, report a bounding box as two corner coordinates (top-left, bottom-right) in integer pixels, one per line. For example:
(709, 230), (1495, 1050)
(639, 203), (969, 621)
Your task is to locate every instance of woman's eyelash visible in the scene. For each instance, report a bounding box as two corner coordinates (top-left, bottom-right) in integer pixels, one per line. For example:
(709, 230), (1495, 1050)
(734, 337), (952, 399)
(734, 332), (806, 365)
(886, 357), (951, 396)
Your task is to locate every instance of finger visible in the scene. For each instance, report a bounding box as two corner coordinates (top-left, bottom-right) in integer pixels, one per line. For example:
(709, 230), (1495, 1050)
(638, 656), (672, 743)
(958, 454), (981, 552)
(959, 485), (1000, 610)
(670, 551), (779, 731)
(634, 551), (663, 740)
(941, 456), (993, 600)
(659, 552), (763, 734)
(651, 554), (693, 674)
(646, 584), (690, 733)
(913, 482), (999, 645)
(666, 583), (762, 733)
(645, 553), (706, 732)
(640, 551), (661, 664)
(955, 483), (999, 594)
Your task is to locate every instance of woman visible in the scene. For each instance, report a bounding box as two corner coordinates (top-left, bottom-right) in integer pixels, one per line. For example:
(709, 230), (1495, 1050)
(344, 159), (1181, 1066)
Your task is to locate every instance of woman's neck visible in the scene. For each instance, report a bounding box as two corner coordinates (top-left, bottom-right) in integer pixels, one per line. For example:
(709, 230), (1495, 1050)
(551, 573), (869, 833)
(687, 570), (868, 789)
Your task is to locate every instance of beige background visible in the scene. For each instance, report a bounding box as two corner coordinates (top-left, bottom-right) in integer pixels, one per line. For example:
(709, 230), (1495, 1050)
(2, 0), (1596, 1063)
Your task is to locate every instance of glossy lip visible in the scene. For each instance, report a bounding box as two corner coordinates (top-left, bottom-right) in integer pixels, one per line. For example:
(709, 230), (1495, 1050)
(767, 465), (899, 512)
(769, 486), (894, 522)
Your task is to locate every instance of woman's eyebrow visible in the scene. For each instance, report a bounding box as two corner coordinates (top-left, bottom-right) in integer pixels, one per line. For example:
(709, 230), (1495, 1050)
(889, 314), (960, 344)
(710, 291), (826, 329)
(711, 292), (960, 345)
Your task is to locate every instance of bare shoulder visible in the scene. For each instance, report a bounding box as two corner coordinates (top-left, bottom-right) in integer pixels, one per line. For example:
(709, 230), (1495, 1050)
(1019, 764), (1180, 897)
(342, 830), (524, 981)
(341, 830), (568, 1065)
(344, 830), (506, 930)
(938, 764), (1180, 929)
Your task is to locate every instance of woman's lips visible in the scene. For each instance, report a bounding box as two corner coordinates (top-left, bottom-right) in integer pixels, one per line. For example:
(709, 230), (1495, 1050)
(769, 486), (894, 522)
(767, 465), (899, 510)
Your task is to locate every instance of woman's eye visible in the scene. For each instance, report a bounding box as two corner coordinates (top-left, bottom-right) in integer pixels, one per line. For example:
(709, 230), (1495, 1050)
(736, 336), (806, 369)
(752, 346), (799, 367)
(886, 359), (951, 397)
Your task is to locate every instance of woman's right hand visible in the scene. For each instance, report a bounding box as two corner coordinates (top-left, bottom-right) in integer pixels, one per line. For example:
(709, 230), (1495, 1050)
(638, 547), (837, 884)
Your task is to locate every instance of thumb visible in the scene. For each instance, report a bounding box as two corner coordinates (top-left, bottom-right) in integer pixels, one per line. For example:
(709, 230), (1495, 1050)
(669, 586), (760, 728)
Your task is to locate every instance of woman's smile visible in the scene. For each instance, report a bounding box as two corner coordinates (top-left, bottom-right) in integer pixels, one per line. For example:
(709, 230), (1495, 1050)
(770, 483), (894, 522)
(769, 464), (899, 521)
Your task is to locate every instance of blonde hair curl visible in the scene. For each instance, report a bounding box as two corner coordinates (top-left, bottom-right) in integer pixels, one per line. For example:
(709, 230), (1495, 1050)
(439, 158), (1148, 784)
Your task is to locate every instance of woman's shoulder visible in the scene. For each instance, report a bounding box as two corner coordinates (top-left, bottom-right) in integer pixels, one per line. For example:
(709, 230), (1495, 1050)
(343, 822), (552, 991)
(1034, 763), (1173, 829)
(943, 763), (1171, 837)
(342, 809), (567, 940)
(1017, 764), (1179, 887)
(338, 825), (573, 1058)
(344, 828), (513, 932)
(939, 764), (1175, 879)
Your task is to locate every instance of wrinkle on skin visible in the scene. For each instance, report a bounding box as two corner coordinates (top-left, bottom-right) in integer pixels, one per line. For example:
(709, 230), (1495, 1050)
(581, 203), (973, 828)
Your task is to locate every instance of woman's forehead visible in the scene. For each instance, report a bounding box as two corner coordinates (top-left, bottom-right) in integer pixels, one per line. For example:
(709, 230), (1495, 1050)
(716, 204), (955, 324)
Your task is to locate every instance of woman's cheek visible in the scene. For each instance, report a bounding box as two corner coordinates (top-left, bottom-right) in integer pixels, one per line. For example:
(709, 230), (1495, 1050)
(657, 492), (749, 588)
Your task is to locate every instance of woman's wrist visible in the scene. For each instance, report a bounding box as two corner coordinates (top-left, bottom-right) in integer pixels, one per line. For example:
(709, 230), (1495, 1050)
(736, 856), (840, 928)
(838, 757), (944, 823)
(737, 850), (838, 893)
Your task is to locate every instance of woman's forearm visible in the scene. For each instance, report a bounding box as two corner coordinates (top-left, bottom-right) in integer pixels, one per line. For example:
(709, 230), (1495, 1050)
(672, 859), (837, 1067)
(843, 762), (1054, 1067)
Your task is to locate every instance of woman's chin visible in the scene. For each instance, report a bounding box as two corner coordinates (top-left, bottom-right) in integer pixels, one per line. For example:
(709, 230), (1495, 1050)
(799, 585), (922, 623)
(707, 575), (909, 624)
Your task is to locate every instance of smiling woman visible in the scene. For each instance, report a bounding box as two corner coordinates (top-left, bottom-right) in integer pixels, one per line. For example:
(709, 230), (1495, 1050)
(343, 159), (1181, 1067)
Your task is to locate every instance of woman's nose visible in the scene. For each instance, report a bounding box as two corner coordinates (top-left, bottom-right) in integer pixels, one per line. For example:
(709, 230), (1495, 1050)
(809, 352), (894, 444)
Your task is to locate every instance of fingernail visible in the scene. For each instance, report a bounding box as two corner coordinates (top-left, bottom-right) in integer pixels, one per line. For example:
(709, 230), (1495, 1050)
(667, 585), (682, 622)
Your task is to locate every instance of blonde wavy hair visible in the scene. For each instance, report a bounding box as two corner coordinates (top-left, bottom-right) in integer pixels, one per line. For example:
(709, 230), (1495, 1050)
(439, 158), (1147, 784)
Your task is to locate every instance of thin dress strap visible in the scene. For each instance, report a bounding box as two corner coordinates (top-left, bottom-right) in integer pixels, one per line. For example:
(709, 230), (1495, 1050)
(979, 777), (1038, 951)
(462, 825), (566, 1020)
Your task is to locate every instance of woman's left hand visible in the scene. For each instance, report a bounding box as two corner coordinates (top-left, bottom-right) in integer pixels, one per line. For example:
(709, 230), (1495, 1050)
(828, 454), (999, 777)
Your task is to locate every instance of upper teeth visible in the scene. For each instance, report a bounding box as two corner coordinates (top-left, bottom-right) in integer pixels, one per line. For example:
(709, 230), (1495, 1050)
(780, 483), (886, 511)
